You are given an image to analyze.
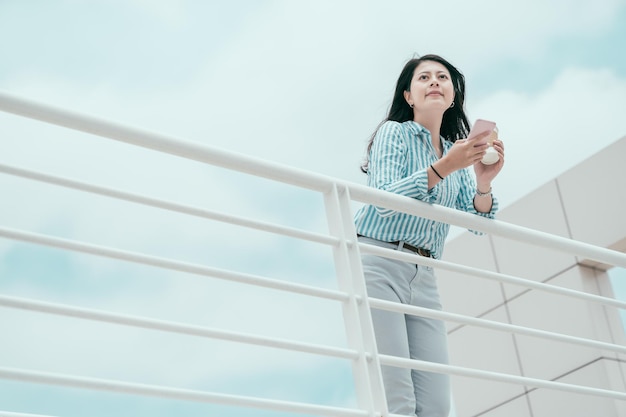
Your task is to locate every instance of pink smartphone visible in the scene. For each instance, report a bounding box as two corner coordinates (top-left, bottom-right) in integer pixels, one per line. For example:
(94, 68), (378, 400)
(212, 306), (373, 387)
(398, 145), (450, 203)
(467, 119), (496, 141)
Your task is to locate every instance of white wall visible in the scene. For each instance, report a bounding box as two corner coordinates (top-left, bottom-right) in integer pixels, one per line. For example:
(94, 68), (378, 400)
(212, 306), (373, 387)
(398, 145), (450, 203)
(439, 136), (626, 417)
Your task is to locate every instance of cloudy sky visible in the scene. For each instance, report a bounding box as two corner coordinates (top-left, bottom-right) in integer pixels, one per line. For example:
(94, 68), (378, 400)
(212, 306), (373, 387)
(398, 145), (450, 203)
(0, 1), (625, 416)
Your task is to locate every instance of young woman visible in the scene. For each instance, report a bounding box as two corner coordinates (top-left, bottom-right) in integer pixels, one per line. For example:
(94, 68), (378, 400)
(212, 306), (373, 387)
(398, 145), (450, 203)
(354, 54), (505, 416)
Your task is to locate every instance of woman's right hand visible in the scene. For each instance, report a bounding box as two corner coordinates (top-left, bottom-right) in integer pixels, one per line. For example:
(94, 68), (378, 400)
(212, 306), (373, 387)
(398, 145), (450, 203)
(437, 131), (490, 175)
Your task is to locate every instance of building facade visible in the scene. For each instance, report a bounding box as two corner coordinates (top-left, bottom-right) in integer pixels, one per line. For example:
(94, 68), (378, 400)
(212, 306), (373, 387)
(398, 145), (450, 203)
(439, 136), (626, 416)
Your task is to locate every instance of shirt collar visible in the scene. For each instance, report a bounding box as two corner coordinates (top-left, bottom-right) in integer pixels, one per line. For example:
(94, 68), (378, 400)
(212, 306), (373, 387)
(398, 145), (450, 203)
(404, 120), (449, 143)
(404, 120), (428, 136)
(404, 120), (450, 148)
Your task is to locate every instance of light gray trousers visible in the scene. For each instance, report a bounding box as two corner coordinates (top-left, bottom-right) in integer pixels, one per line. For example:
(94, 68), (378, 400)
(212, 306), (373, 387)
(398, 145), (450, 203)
(359, 236), (450, 417)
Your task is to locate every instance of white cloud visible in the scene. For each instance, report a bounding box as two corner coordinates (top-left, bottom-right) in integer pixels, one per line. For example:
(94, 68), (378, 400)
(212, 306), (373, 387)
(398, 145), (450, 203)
(1, 1), (626, 415)
(3, 0), (623, 184)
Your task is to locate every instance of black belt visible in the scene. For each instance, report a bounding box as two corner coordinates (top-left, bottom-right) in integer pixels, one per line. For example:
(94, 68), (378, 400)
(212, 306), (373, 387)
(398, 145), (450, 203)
(358, 235), (433, 258)
(392, 241), (433, 258)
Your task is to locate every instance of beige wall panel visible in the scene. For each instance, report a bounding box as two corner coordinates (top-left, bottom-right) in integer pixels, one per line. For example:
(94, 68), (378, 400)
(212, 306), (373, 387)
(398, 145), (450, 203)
(448, 307), (524, 416)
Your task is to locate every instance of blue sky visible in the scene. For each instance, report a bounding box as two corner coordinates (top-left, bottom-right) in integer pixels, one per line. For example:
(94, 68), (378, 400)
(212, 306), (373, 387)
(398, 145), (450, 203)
(0, 1), (625, 416)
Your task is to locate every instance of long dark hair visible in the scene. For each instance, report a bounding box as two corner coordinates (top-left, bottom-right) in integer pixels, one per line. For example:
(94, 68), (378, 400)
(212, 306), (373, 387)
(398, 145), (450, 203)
(360, 54), (470, 173)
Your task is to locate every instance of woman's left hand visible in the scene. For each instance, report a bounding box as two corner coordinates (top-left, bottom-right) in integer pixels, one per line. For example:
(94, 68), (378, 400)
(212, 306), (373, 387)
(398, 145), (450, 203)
(473, 139), (504, 183)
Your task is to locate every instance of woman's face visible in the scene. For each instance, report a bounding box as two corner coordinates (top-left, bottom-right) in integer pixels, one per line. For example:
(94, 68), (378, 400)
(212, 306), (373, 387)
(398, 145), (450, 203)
(404, 60), (455, 114)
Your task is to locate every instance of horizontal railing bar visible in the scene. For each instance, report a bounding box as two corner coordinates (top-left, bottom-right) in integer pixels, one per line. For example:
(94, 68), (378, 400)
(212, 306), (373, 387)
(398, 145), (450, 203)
(369, 298), (626, 355)
(3, 91), (626, 413)
(0, 226), (349, 303)
(0, 162), (339, 248)
(0, 413), (62, 417)
(379, 354), (626, 401)
(359, 243), (626, 310)
(0, 367), (369, 417)
(0, 91), (337, 193)
(348, 188), (626, 269)
(0, 294), (358, 361)
(1, 91), (624, 268)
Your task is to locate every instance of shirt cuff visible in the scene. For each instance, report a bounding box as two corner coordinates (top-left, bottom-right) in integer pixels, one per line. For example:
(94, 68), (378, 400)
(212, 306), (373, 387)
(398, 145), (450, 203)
(476, 195), (499, 218)
(413, 169), (439, 202)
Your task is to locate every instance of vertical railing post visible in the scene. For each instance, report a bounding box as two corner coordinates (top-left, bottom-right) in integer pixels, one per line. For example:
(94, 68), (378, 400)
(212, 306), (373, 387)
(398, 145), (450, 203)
(324, 183), (388, 417)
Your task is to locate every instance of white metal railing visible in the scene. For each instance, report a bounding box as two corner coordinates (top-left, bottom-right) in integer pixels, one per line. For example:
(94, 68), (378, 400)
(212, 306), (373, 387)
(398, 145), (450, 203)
(0, 91), (625, 417)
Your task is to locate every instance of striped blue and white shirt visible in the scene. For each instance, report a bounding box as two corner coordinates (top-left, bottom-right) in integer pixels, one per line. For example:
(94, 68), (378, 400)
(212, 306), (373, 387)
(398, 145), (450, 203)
(354, 120), (498, 259)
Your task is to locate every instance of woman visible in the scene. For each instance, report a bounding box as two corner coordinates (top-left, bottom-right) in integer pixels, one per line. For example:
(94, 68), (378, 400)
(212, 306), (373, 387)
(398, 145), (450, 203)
(354, 54), (504, 416)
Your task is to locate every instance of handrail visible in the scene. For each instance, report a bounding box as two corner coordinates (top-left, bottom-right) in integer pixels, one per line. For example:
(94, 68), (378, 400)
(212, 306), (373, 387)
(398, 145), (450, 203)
(1, 91), (625, 417)
(368, 298), (626, 355)
(0, 91), (336, 192)
(378, 355), (626, 401)
(0, 226), (349, 302)
(0, 91), (625, 268)
(0, 162), (338, 247)
(0, 294), (359, 361)
(360, 243), (626, 310)
(0, 367), (370, 417)
(1, 160), (621, 310)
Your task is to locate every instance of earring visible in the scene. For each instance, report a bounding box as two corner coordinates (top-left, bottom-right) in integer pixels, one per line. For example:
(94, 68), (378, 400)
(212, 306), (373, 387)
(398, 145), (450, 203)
(449, 101), (455, 108)
(409, 103), (414, 108)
